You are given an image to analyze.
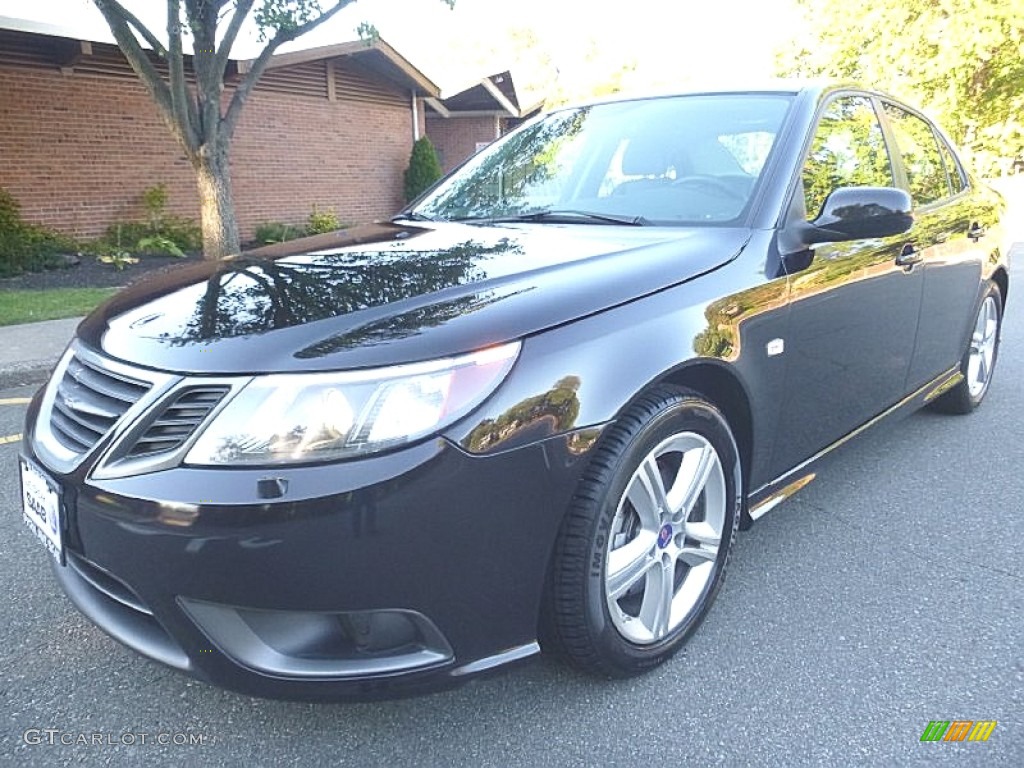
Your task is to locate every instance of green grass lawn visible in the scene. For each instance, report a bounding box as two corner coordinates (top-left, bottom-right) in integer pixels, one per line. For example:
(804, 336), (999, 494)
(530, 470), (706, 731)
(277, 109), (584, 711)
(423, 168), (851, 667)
(0, 287), (118, 327)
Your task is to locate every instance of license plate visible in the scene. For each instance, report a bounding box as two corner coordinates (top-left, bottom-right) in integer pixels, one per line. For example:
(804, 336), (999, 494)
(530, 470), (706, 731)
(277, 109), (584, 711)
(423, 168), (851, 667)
(19, 455), (64, 564)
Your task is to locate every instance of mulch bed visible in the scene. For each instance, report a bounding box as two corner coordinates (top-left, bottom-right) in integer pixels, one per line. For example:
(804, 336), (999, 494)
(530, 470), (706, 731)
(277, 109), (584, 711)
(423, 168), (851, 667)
(0, 252), (207, 291)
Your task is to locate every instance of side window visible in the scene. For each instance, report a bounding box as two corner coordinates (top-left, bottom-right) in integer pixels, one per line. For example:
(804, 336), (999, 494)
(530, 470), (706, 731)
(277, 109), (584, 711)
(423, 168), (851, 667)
(883, 103), (950, 205)
(803, 96), (894, 219)
(936, 135), (966, 196)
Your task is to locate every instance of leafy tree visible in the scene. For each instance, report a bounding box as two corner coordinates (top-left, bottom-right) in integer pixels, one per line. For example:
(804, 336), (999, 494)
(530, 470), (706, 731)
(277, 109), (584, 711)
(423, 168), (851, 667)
(779, 0), (1024, 164)
(91, 1), (452, 260)
(403, 136), (443, 202)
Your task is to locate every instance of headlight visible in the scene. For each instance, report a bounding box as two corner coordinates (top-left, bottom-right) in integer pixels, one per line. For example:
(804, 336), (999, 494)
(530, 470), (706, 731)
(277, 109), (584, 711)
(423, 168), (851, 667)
(184, 342), (520, 465)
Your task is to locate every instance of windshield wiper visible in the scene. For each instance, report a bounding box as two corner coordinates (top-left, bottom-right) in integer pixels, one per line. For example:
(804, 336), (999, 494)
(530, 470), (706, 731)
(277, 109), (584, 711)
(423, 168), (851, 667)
(391, 211), (437, 222)
(458, 209), (649, 226)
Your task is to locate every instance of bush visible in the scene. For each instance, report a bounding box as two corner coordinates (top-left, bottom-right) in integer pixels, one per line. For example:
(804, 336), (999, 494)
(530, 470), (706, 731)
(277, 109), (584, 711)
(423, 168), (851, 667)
(0, 187), (19, 232)
(253, 207), (350, 246)
(307, 205), (341, 235)
(136, 235), (185, 258)
(141, 183), (168, 229)
(155, 215), (202, 251)
(93, 185), (201, 257)
(254, 221), (304, 245)
(0, 188), (75, 278)
(404, 137), (442, 203)
(102, 221), (151, 250)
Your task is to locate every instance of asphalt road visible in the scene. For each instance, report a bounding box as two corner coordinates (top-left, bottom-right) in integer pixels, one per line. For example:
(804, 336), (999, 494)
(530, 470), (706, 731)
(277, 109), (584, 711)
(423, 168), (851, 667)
(2, 268), (1022, 767)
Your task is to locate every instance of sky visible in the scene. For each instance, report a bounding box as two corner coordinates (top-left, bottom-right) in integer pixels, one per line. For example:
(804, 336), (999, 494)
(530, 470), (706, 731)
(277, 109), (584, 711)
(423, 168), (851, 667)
(0, 0), (803, 102)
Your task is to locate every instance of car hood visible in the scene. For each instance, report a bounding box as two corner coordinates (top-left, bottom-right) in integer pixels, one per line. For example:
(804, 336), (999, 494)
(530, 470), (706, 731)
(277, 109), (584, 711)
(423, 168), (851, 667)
(79, 221), (750, 373)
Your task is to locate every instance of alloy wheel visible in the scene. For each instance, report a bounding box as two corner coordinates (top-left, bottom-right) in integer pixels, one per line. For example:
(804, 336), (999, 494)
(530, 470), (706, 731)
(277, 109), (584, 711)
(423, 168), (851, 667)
(604, 432), (726, 645)
(967, 295), (999, 399)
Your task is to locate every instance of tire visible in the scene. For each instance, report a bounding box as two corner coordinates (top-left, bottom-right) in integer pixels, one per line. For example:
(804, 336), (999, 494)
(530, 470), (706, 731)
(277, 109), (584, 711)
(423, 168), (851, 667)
(930, 282), (1003, 414)
(542, 386), (741, 677)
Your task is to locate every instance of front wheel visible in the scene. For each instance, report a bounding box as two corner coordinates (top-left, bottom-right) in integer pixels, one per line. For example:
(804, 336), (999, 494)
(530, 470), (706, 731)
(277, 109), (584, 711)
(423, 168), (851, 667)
(931, 283), (1003, 414)
(543, 386), (741, 677)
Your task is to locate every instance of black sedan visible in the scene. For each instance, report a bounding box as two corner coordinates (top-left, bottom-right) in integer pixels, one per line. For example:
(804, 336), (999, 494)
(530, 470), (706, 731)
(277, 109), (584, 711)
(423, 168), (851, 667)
(18, 84), (1009, 700)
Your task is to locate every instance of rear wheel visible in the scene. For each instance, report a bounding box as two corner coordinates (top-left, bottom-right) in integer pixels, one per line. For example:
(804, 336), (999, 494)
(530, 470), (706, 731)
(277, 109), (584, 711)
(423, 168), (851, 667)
(543, 387), (741, 677)
(931, 283), (1002, 414)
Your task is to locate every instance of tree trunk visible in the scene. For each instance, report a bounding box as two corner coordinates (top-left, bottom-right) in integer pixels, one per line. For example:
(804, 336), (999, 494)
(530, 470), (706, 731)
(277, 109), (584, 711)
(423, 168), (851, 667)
(194, 146), (241, 260)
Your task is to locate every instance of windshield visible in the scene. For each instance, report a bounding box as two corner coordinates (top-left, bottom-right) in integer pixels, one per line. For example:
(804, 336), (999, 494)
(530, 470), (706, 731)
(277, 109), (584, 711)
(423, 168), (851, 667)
(413, 93), (793, 225)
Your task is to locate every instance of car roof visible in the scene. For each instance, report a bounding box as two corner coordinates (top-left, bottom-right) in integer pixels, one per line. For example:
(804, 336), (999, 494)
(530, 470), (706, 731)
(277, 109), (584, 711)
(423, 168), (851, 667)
(540, 79), (894, 117)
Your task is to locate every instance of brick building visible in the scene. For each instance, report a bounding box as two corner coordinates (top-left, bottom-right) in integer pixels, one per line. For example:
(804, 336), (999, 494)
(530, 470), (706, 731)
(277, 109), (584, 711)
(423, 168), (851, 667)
(0, 17), (439, 242)
(425, 71), (543, 173)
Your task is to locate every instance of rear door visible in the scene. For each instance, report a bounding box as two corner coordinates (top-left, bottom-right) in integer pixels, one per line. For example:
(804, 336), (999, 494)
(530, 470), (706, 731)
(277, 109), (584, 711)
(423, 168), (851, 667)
(771, 93), (923, 474)
(879, 102), (986, 389)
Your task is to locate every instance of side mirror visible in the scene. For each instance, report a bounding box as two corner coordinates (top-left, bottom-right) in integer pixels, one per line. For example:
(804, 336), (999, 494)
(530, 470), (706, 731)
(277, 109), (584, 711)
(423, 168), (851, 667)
(799, 187), (913, 245)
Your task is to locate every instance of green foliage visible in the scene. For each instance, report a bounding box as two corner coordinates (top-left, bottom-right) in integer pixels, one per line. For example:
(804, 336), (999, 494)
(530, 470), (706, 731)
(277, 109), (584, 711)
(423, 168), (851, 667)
(779, 0), (1024, 161)
(100, 221), (149, 251)
(254, 0), (324, 41)
(0, 187), (19, 232)
(254, 207), (348, 245)
(254, 221), (304, 244)
(141, 183), (169, 229)
(91, 186), (201, 258)
(356, 21), (380, 42)
(307, 205), (341, 234)
(158, 216), (202, 251)
(404, 137), (443, 203)
(96, 251), (140, 271)
(136, 235), (186, 258)
(0, 187), (75, 278)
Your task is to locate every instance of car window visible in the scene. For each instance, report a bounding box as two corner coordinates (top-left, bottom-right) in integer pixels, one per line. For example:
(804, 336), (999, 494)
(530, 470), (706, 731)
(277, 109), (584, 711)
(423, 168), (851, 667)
(935, 134), (966, 196)
(883, 103), (950, 205)
(802, 96), (895, 220)
(414, 94), (793, 225)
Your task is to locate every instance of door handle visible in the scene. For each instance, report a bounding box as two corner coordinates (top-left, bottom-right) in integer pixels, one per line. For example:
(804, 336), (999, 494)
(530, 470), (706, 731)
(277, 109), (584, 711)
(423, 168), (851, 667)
(967, 222), (986, 241)
(895, 243), (922, 268)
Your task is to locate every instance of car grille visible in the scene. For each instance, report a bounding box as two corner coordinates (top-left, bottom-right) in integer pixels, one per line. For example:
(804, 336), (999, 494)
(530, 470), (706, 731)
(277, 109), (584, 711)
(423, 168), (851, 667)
(123, 386), (229, 459)
(50, 354), (151, 455)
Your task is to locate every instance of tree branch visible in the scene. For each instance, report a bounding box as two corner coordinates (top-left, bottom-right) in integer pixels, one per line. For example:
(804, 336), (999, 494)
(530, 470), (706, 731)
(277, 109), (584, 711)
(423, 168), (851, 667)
(91, 1), (177, 133)
(216, 0), (256, 78)
(166, 0), (200, 152)
(95, 0), (169, 57)
(222, 0), (355, 138)
(183, 0), (229, 146)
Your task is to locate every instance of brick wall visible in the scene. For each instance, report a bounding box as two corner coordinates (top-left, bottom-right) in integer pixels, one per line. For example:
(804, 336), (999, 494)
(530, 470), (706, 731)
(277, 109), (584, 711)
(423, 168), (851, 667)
(233, 87), (411, 233)
(425, 114), (498, 173)
(0, 63), (414, 242)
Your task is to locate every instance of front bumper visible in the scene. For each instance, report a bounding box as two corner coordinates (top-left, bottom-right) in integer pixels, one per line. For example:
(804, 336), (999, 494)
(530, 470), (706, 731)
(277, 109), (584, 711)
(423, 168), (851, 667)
(23, 389), (599, 700)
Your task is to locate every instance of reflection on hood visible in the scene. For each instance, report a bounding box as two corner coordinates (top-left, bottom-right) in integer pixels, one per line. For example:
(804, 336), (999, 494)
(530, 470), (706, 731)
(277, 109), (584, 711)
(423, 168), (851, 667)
(163, 238), (522, 346)
(84, 220), (750, 373)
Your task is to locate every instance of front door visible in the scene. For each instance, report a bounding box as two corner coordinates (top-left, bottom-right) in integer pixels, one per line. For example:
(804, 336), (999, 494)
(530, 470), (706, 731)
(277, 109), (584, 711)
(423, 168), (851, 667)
(771, 94), (923, 475)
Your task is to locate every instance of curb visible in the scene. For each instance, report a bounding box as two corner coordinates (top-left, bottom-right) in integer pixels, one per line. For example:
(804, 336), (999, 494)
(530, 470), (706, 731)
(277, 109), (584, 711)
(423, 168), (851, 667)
(0, 359), (56, 391)
(0, 315), (82, 392)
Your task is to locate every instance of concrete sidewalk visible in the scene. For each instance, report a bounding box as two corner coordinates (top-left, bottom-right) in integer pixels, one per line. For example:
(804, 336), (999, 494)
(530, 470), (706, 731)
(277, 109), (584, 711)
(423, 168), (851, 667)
(0, 316), (82, 389)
